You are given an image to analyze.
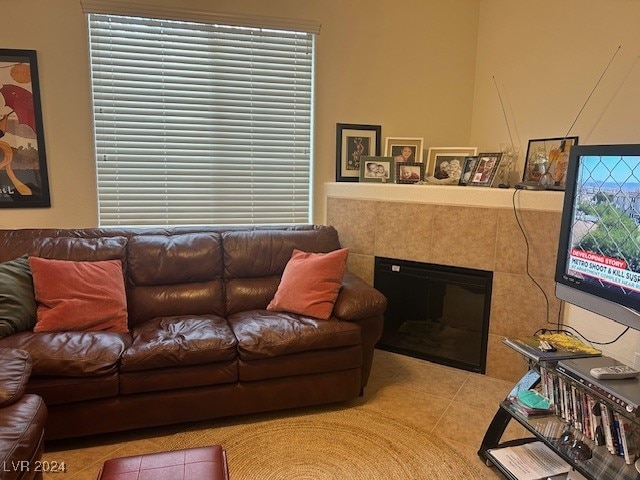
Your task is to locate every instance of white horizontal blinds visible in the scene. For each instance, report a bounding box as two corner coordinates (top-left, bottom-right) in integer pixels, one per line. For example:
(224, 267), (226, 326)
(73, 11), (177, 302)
(89, 14), (313, 226)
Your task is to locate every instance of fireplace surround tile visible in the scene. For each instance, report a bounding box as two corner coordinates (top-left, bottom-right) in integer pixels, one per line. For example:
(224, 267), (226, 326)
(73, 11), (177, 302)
(375, 201), (435, 262)
(326, 192), (563, 382)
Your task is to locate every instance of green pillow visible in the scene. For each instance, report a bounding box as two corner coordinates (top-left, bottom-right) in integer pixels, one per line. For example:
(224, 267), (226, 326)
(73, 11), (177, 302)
(0, 255), (37, 338)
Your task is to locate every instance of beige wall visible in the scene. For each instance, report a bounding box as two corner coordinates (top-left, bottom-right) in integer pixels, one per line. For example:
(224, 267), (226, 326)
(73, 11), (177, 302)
(470, 0), (640, 367)
(0, 0), (480, 228)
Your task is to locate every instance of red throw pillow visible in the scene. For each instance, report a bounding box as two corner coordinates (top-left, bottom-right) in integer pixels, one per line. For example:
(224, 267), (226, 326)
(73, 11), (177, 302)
(267, 248), (349, 319)
(28, 257), (129, 333)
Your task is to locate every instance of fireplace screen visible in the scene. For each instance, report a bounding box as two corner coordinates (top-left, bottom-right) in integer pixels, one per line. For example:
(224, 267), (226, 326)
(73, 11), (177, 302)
(374, 257), (492, 373)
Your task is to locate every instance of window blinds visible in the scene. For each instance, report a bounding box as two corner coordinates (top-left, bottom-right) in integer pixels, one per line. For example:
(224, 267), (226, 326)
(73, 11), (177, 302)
(88, 13), (314, 226)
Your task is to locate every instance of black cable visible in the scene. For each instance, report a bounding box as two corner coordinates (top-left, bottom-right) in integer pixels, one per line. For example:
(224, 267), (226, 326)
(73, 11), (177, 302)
(533, 325), (630, 346)
(512, 189), (554, 328)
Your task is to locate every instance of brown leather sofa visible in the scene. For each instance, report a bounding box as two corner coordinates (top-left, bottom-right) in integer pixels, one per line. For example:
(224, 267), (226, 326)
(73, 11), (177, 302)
(0, 348), (48, 480)
(0, 225), (386, 440)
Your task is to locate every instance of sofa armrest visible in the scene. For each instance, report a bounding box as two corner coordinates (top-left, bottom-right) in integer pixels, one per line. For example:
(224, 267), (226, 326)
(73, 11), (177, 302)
(0, 348), (32, 407)
(333, 271), (387, 321)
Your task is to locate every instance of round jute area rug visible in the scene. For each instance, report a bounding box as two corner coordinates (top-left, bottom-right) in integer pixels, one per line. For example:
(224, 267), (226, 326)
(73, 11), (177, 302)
(161, 406), (484, 480)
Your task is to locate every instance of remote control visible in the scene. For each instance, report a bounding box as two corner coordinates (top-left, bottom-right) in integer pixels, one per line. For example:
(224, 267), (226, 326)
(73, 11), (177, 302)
(589, 365), (640, 380)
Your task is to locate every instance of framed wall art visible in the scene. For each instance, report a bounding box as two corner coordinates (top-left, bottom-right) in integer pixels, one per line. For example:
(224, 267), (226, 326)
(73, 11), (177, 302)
(384, 137), (424, 163)
(359, 156), (395, 183)
(468, 153), (503, 187)
(459, 156), (479, 186)
(426, 146), (478, 182)
(523, 136), (578, 189)
(0, 49), (50, 208)
(396, 162), (424, 184)
(336, 123), (381, 182)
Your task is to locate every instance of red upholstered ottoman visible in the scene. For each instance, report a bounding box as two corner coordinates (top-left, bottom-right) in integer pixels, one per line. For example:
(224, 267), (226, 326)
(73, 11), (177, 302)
(97, 445), (229, 480)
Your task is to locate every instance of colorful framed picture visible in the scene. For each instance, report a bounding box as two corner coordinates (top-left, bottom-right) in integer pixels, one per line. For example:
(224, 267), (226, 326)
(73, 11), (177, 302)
(426, 147), (478, 182)
(523, 136), (579, 189)
(359, 156), (395, 183)
(468, 153), (503, 187)
(0, 49), (50, 208)
(384, 137), (424, 164)
(395, 162), (424, 184)
(336, 123), (381, 182)
(459, 156), (479, 186)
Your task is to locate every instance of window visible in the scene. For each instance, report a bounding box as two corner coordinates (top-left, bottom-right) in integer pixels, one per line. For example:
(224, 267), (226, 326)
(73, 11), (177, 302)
(87, 12), (314, 226)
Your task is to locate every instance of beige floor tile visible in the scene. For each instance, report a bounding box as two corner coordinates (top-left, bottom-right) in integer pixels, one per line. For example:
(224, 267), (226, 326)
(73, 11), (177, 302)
(392, 355), (470, 399)
(433, 401), (502, 448)
(455, 373), (514, 410)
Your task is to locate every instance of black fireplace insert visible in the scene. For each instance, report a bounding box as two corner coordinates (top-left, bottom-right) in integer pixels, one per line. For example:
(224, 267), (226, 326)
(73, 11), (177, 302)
(374, 257), (492, 373)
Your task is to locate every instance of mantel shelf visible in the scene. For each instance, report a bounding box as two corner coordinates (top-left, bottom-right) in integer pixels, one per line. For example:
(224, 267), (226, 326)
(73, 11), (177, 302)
(325, 182), (565, 212)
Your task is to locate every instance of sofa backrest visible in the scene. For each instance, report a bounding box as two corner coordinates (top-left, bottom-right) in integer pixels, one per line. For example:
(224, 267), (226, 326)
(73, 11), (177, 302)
(126, 232), (225, 325)
(222, 227), (341, 315)
(0, 224), (342, 326)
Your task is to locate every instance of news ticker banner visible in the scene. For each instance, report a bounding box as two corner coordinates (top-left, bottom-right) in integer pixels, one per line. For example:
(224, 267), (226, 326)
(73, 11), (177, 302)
(568, 248), (640, 293)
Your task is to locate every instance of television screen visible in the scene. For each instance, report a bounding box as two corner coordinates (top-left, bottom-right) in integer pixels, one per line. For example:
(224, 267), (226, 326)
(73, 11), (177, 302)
(556, 144), (640, 329)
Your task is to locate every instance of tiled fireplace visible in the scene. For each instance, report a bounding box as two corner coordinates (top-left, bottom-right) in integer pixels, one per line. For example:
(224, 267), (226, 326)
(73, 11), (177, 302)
(325, 183), (564, 382)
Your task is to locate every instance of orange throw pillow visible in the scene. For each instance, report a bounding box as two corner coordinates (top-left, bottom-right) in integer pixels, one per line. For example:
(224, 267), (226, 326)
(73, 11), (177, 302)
(267, 248), (348, 320)
(28, 257), (128, 333)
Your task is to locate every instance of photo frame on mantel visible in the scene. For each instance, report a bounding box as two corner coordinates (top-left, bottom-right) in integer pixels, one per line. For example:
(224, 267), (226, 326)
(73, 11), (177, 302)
(0, 49), (50, 208)
(426, 146), (478, 182)
(336, 123), (381, 182)
(523, 136), (579, 189)
(384, 137), (424, 164)
(467, 152), (503, 187)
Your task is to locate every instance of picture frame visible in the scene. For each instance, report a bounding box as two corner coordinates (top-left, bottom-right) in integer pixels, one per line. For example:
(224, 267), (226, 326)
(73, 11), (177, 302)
(336, 123), (381, 182)
(384, 137), (424, 163)
(459, 156), (479, 186)
(523, 136), (579, 189)
(426, 147), (478, 182)
(468, 153), (503, 187)
(395, 162), (424, 184)
(0, 49), (50, 208)
(359, 156), (395, 183)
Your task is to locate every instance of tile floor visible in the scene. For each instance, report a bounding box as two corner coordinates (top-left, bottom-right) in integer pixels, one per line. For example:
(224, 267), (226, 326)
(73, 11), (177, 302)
(42, 349), (527, 479)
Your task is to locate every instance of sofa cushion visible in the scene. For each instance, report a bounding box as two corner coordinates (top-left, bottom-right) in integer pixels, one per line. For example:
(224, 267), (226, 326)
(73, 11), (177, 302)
(120, 315), (237, 372)
(28, 373), (119, 405)
(0, 331), (131, 377)
(0, 256), (37, 338)
(126, 233), (226, 325)
(0, 348), (32, 407)
(267, 248), (348, 320)
(222, 228), (342, 279)
(33, 236), (127, 261)
(228, 310), (361, 361)
(238, 345), (362, 382)
(119, 362), (238, 395)
(29, 257), (128, 333)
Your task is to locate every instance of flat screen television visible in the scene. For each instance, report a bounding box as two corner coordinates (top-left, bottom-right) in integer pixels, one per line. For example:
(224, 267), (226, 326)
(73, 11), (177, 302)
(556, 143), (640, 330)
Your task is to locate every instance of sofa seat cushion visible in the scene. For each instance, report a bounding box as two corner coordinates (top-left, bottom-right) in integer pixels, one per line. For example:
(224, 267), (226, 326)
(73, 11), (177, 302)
(119, 361), (238, 394)
(28, 373), (119, 405)
(120, 315), (237, 372)
(0, 331), (131, 377)
(228, 310), (361, 361)
(0, 394), (47, 479)
(238, 345), (362, 382)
